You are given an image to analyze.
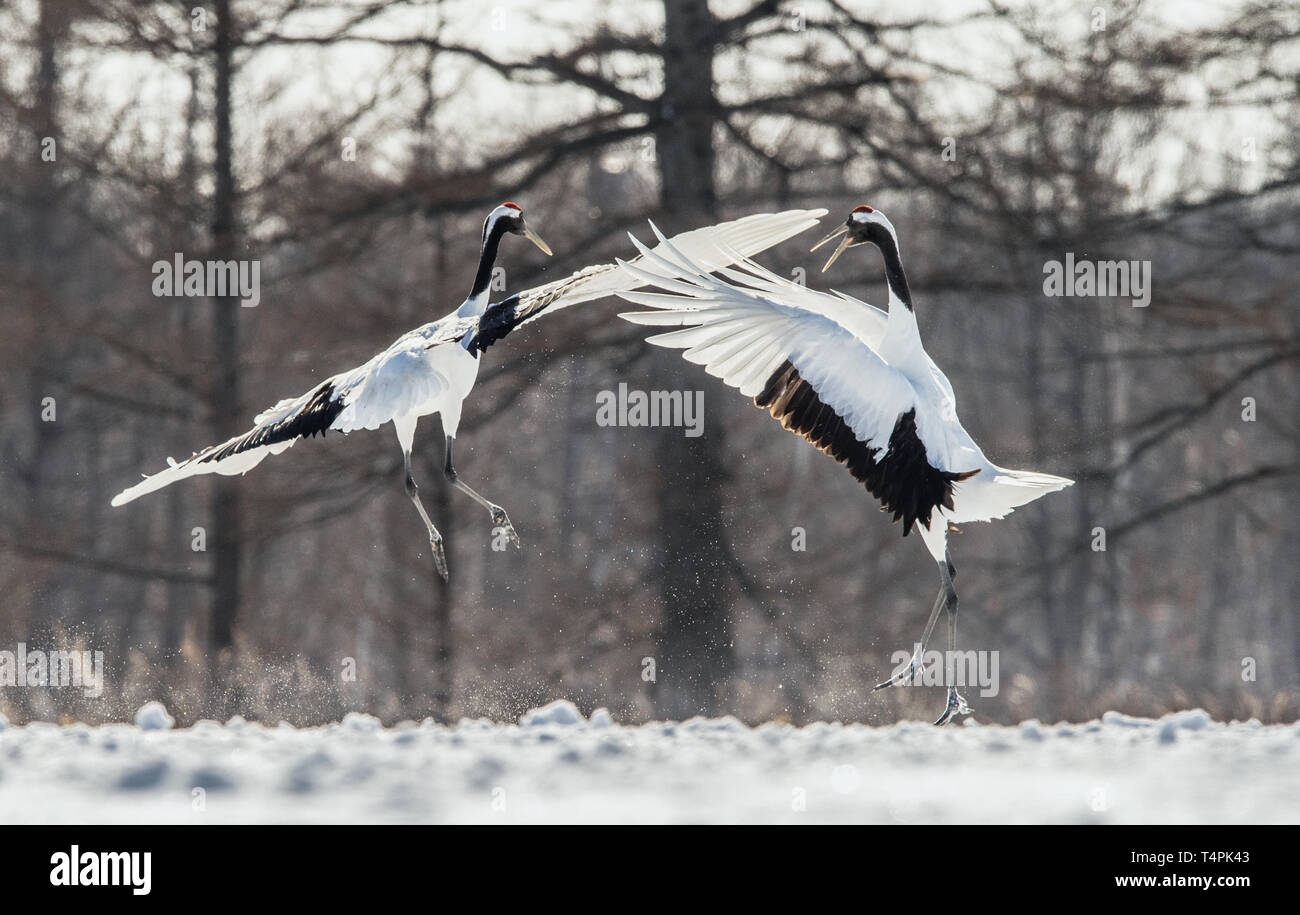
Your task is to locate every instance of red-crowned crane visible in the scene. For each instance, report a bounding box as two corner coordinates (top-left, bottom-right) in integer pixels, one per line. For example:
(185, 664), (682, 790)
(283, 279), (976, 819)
(616, 205), (1073, 724)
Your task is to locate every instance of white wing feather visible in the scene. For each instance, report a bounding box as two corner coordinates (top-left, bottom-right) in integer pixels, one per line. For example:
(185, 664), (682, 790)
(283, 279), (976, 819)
(616, 227), (921, 454)
(504, 209), (829, 333)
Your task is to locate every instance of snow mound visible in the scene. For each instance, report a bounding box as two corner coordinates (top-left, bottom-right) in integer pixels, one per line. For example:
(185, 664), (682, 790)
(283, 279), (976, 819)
(341, 712), (382, 732)
(0, 707), (1294, 824)
(134, 702), (174, 731)
(519, 700), (585, 727)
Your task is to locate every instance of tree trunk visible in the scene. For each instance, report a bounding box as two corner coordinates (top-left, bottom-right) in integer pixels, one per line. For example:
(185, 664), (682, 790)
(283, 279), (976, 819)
(208, 0), (242, 656)
(647, 0), (735, 719)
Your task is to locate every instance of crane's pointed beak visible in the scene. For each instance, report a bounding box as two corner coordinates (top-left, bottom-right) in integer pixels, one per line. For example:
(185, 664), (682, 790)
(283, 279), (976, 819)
(812, 225), (855, 271)
(522, 223), (553, 256)
(810, 224), (848, 253)
(820, 235), (854, 272)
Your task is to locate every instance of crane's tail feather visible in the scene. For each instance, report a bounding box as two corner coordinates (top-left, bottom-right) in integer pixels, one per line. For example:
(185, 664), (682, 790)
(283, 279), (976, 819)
(949, 468), (1074, 524)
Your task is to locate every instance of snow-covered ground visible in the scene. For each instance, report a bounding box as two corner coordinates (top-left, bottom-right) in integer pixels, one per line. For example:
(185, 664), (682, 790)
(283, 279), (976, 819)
(1, 703), (1295, 824)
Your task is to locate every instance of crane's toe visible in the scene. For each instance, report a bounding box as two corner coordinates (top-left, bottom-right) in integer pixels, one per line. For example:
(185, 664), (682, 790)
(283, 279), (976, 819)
(430, 537), (449, 581)
(933, 687), (971, 726)
(874, 647), (926, 691)
(492, 508), (521, 548)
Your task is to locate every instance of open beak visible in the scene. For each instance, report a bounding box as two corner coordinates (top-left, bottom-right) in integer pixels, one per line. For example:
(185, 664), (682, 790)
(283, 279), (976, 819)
(811, 225), (854, 272)
(522, 223), (553, 256)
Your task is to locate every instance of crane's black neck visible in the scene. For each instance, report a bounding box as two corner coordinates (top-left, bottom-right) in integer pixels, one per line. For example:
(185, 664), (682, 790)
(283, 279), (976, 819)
(865, 223), (913, 312)
(873, 232), (915, 310)
(469, 215), (512, 302)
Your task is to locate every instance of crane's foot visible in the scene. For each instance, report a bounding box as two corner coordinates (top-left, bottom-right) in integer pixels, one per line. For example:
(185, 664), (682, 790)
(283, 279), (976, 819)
(873, 646), (926, 691)
(430, 536), (449, 582)
(491, 507), (521, 549)
(933, 687), (971, 726)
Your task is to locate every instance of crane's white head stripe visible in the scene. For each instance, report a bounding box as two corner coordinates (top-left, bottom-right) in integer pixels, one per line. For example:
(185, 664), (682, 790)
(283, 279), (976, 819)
(483, 203), (524, 242)
(850, 206), (900, 253)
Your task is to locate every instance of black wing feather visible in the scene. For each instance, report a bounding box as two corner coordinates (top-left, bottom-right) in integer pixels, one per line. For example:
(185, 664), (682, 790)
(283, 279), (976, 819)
(755, 360), (977, 535)
(200, 382), (345, 464)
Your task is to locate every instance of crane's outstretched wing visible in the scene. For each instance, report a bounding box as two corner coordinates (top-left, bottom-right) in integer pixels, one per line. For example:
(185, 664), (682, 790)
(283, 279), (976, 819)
(110, 210), (827, 508)
(466, 209), (828, 354)
(109, 317), (468, 507)
(616, 227), (977, 536)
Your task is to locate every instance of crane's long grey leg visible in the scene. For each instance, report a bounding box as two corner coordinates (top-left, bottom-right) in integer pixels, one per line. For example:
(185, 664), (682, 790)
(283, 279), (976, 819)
(873, 584), (947, 690)
(404, 450), (449, 581)
(933, 553), (971, 726)
(394, 416), (448, 581)
(873, 551), (971, 726)
(444, 436), (520, 548)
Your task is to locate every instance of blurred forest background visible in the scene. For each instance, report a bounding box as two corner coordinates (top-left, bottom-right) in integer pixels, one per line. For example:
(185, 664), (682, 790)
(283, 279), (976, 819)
(1, 0), (1297, 727)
